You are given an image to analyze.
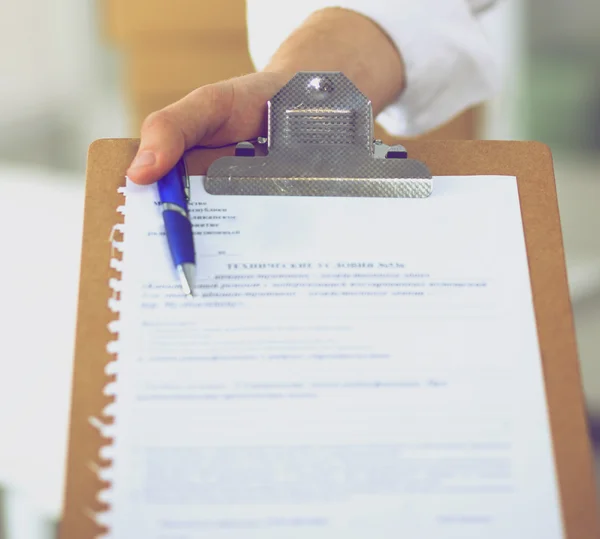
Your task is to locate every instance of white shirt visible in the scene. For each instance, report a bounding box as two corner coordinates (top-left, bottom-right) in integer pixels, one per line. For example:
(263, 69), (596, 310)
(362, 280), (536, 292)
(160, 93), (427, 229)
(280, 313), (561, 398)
(246, 0), (501, 137)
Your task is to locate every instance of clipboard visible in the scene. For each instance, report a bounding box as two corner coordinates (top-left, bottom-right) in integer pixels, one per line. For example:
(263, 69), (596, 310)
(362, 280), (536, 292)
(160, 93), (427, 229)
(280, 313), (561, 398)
(60, 76), (599, 538)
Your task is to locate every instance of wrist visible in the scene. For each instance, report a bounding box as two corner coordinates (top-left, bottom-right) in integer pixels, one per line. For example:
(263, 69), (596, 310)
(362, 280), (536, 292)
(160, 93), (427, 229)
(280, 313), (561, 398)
(261, 7), (405, 115)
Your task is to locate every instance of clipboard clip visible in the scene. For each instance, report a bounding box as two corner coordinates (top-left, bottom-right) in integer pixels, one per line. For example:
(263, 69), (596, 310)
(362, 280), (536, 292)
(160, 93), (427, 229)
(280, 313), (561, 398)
(205, 71), (432, 198)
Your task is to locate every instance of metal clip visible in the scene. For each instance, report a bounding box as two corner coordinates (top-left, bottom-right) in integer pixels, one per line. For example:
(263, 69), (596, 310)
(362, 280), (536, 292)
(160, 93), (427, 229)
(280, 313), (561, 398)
(178, 157), (190, 201)
(205, 72), (432, 198)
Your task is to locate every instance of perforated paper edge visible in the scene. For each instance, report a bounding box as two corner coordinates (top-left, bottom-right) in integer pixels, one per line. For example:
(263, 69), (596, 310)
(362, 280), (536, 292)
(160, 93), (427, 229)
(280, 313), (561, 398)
(87, 185), (127, 537)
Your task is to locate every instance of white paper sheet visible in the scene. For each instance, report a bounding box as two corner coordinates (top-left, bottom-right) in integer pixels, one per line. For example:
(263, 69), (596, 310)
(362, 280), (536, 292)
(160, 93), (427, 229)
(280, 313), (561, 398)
(100, 175), (563, 538)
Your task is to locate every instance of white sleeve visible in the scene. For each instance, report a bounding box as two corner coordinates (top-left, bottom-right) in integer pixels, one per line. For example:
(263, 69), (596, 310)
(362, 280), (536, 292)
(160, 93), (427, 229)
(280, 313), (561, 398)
(246, 0), (502, 136)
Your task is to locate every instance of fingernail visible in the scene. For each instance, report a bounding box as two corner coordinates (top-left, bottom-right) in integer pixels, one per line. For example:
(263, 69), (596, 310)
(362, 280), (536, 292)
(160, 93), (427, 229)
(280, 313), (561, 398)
(128, 150), (156, 170)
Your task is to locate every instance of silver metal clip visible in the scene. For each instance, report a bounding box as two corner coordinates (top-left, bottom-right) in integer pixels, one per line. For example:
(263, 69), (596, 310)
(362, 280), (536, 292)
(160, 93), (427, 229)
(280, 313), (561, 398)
(178, 157), (190, 201)
(205, 72), (432, 198)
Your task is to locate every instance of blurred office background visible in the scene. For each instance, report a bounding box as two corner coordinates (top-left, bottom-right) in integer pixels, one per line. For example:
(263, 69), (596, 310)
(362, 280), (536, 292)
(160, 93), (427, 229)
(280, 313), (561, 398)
(0, 0), (598, 536)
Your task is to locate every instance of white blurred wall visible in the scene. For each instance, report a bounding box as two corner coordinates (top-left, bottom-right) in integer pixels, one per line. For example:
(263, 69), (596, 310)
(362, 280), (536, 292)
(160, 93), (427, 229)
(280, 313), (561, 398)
(1, 1), (90, 114)
(0, 0), (127, 170)
(480, 0), (528, 141)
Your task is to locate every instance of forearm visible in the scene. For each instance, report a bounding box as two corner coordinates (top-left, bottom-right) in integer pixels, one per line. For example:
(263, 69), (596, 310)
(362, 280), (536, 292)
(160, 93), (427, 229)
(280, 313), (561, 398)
(262, 7), (405, 116)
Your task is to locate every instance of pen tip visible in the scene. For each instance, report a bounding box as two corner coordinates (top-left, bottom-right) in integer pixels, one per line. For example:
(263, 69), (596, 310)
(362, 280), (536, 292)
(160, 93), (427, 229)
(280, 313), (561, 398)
(177, 263), (196, 297)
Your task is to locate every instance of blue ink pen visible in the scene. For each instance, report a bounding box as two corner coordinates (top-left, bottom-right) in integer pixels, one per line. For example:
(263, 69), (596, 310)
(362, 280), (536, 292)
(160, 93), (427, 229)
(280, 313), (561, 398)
(157, 159), (196, 296)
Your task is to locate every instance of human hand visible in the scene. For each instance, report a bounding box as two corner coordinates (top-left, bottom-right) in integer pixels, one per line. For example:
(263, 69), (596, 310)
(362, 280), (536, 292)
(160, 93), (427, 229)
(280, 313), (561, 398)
(125, 71), (290, 185)
(125, 6), (405, 185)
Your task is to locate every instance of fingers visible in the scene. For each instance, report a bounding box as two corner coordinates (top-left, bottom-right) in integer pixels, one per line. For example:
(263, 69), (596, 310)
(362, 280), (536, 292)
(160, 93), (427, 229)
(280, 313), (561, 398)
(125, 82), (231, 185)
(125, 110), (184, 185)
(126, 72), (289, 185)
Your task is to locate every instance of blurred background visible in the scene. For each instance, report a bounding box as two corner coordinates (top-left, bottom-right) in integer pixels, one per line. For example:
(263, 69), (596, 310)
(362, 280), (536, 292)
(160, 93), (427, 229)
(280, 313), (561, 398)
(0, 0), (598, 536)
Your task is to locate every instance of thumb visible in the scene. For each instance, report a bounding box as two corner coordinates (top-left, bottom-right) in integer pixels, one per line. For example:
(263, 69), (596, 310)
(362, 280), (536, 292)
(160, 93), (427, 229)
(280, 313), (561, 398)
(126, 72), (289, 185)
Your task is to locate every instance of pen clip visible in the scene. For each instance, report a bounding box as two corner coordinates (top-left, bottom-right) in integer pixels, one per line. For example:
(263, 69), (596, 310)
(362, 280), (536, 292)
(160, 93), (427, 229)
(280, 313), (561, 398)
(177, 158), (190, 201)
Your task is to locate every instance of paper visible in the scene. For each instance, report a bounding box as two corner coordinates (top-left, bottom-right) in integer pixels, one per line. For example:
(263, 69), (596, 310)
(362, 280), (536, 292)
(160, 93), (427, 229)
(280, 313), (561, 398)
(101, 175), (563, 538)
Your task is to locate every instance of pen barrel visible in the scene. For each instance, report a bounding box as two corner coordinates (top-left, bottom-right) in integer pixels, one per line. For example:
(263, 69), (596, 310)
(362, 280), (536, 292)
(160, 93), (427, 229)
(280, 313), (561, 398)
(157, 164), (195, 266)
(162, 210), (195, 265)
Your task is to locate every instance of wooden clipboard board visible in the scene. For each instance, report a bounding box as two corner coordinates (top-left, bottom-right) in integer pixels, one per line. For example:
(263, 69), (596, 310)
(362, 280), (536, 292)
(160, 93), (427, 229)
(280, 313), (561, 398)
(59, 138), (600, 538)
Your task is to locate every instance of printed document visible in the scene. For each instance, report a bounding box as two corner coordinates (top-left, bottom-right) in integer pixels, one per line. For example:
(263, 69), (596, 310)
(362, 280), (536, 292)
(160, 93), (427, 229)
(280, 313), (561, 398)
(101, 175), (563, 538)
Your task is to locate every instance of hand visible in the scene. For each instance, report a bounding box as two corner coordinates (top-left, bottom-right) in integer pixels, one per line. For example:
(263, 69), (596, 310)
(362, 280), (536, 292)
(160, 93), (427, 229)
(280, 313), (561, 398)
(125, 71), (290, 185)
(125, 7), (404, 185)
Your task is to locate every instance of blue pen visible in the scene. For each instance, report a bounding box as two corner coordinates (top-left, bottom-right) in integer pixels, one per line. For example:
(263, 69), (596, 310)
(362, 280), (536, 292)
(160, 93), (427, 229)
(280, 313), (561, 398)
(157, 159), (196, 296)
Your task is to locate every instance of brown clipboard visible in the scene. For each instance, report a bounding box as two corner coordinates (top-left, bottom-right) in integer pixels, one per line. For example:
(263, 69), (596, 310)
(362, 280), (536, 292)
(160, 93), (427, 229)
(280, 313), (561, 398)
(59, 138), (600, 538)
